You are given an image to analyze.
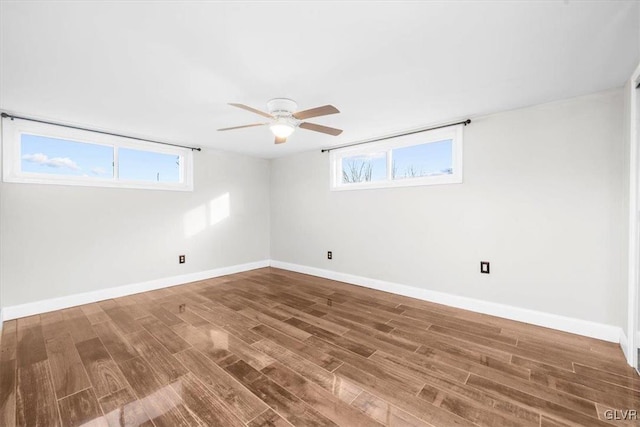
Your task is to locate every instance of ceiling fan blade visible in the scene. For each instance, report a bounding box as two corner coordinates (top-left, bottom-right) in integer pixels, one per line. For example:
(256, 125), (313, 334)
(293, 105), (340, 120)
(228, 103), (274, 119)
(217, 123), (268, 131)
(299, 122), (343, 136)
(275, 136), (287, 144)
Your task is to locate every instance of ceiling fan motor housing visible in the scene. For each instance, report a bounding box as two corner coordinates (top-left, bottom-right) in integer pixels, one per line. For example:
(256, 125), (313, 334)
(267, 98), (298, 117)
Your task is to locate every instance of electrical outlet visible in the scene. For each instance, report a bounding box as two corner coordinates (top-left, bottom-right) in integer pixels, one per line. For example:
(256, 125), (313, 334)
(327, 251), (332, 260)
(480, 261), (490, 274)
(179, 255), (186, 264)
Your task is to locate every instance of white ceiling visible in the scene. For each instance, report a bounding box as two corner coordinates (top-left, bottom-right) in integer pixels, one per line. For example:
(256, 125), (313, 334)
(1, 1), (638, 159)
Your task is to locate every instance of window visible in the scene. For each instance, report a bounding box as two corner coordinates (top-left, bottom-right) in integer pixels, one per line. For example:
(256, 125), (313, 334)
(341, 152), (387, 184)
(118, 148), (180, 183)
(330, 125), (463, 190)
(3, 119), (193, 191)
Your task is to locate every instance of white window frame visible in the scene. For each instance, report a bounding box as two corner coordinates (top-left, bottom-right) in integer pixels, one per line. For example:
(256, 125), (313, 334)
(2, 118), (194, 191)
(330, 125), (463, 191)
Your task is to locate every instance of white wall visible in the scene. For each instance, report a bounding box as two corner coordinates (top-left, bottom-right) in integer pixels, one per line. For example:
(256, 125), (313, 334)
(622, 79), (632, 339)
(0, 149), (270, 306)
(270, 89), (627, 330)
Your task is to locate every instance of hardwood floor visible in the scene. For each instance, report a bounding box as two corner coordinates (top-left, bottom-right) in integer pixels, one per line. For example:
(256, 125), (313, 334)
(0, 267), (638, 426)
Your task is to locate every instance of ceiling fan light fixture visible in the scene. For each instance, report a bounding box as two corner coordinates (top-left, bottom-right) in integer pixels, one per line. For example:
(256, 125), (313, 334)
(220, 100), (343, 144)
(270, 122), (295, 138)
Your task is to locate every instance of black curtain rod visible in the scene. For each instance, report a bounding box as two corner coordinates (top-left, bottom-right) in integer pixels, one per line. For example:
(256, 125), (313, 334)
(321, 119), (471, 153)
(0, 112), (202, 152)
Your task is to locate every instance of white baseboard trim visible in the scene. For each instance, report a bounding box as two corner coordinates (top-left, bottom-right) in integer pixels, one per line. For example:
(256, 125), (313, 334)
(620, 329), (630, 363)
(270, 260), (623, 344)
(2, 260), (270, 321)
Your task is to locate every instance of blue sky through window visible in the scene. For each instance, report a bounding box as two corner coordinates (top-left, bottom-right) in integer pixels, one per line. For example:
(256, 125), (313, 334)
(21, 134), (113, 177)
(119, 148), (180, 182)
(392, 139), (453, 179)
(21, 134), (181, 183)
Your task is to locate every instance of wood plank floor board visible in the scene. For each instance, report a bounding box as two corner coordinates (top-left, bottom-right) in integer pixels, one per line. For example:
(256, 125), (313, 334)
(306, 336), (426, 394)
(99, 387), (155, 427)
(61, 307), (99, 343)
(160, 303), (210, 328)
(427, 324), (585, 374)
(139, 316), (191, 354)
(171, 322), (232, 363)
(224, 359), (340, 426)
(58, 387), (109, 427)
(429, 323), (518, 349)
(173, 347), (268, 422)
(247, 408), (293, 427)
(170, 372), (245, 426)
(466, 371), (600, 418)
(315, 302), (397, 331)
(513, 355), (640, 410)
(418, 381), (536, 427)
(329, 292), (406, 315)
(212, 294), (249, 312)
(16, 360), (60, 427)
(146, 306), (184, 327)
(117, 357), (201, 426)
(80, 303), (111, 325)
(17, 315), (41, 329)
(16, 321), (47, 368)
(192, 323), (275, 371)
(251, 323), (343, 372)
(93, 321), (140, 364)
(414, 344), (533, 386)
(0, 320), (18, 427)
(351, 390), (433, 427)
(573, 363), (640, 392)
(76, 337), (130, 399)
(277, 304), (351, 336)
(101, 306), (143, 336)
(45, 333), (92, 398)
(232, 294), (297, 321)
(286, 317), (376, 358)
(139, 382), (204, 427)
(306, 304), (398, 335)
(2, 267), (637, 427)
(334, 362), (476, 426)
(369, 346), (470, 384)
(371, 351), (541, 425)
(400, 305), (505, 338)
(260, 361), (383, 427)
(115, 302), (152, 321)
(0, 359), (17, 427)
(125, 330), (187, 385)
(188, 304), (263, 344)
(117, 357), (163, 398)
(1, 320), (18, 361)
(517, 339), (639, 379)
(40, 311), (69, 341)
(465, 374), (610, 426)
(196, 301), (260, 331)
(391, 321), (515, 365)
(252, 339), (362, 403)
(238, 307), (313, 342)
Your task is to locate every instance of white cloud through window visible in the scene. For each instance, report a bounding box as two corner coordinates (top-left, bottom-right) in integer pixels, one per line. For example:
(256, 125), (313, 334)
(22, 152), (80, 171)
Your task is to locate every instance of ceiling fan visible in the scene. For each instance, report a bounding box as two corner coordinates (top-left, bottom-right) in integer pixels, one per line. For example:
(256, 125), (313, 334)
(218, 98), (343, 144)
